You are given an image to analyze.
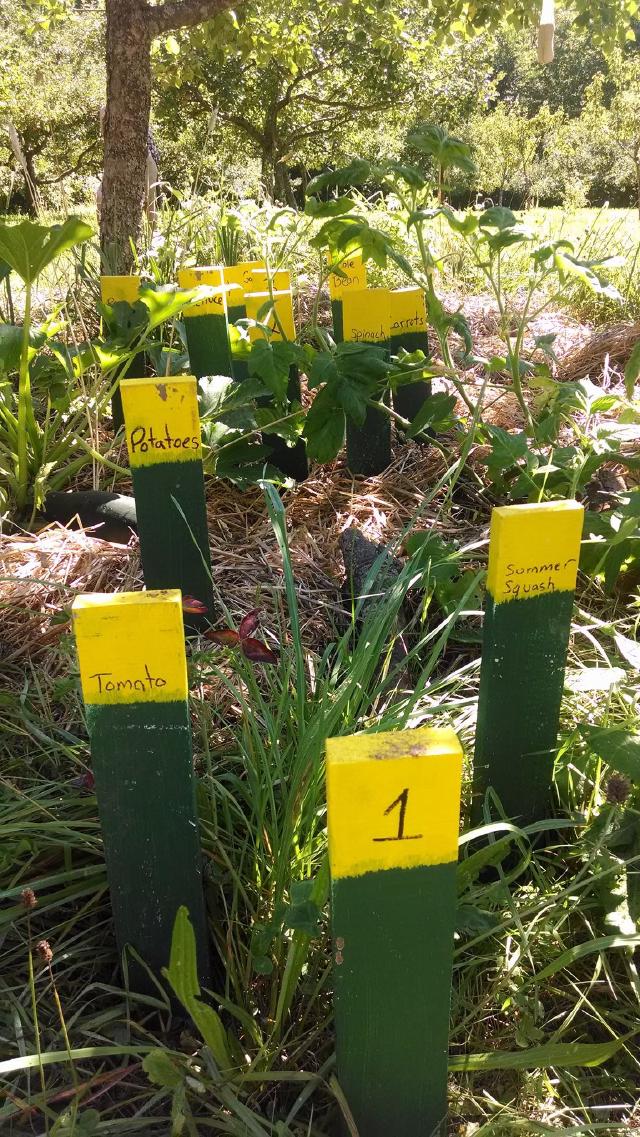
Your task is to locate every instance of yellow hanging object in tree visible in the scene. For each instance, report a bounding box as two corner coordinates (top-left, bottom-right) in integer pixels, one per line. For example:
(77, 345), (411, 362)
(538, 0), (555, 64)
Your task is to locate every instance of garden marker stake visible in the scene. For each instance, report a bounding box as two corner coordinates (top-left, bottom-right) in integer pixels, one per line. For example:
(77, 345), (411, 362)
(177, 266), (233, 380)
(327, 726), (463, 1137)
(71, 590), (210, 990)
(342, 287), (391, 475)
(472, 500), (584, 824)
(100, 275), (144, 431)
(389, 287), (432, 431)
(222, 262), (264, 381)
(328, 252), (367, 343)
(120, 376), (214, 629)
(244, 289), (308, 481)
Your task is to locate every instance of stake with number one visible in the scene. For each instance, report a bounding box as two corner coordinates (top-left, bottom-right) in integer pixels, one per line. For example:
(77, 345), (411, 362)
(120, 376), (214, 627)
(72, 590), (210, 988)
(327, 726), (463, 1137)
(472, 500), (584, 824)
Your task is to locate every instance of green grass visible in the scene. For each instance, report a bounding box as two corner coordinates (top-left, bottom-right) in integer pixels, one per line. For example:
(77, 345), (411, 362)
(2, 474), (640, 1135)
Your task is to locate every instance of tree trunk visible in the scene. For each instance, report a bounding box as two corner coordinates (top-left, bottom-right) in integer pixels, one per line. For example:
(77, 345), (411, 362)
(274, 160), (296, 208)
(261, 147), (276, 200)
(101, 0), (152, 273)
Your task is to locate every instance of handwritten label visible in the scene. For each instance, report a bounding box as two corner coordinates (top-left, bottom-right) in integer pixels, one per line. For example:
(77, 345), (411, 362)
(244, 290), (296, 342)
(72, 590), (188, 705)
(249, 268), (291, 292)
(390, 287), (428, 336)
(342, 288), (391, 345)
(487, 501), (584, 604)
(326, 727), (462, 879)
(177, 266), (226, 317)
(223, 262), (266, 306)
(120, 378), (202, 468)
(100, 275), (141, 306)
(328, 253), (367, 299)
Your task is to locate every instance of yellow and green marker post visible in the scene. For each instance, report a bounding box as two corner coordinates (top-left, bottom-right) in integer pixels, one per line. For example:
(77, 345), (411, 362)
(72, 590), (210, 987)
(100, 275), (144, 431)
(243, 288), (308, 481)
(328, 252), (367, 343)
(472, 500), (584, 824)
(341, 287), (391, 475)
(120, 376), (214, 626)
(222, 261), (265, 381)
(390, 287), (432, 432)
(327, 726), (463, 1137)
(177, 266), (233, 380)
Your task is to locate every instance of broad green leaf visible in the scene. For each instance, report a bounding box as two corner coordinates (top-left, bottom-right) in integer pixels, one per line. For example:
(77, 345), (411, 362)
(248, 339), (300, 403)
(581, 724), (640, 782)
(304, 386), (345, 463)
(143, 1049), (184, 1089)
(478, 206), (518, 231)
(624, 339), (640, 400)
(407, 392), (457, 437)
(306, 160), (373, 195)
(0, 217), (92, 284)
(448, 1036), (630, 1072)
(163, 905), (200, 1006)
(139, 286), (212, 332)
(304, 195), (357, 218)
(614, 632), (640, 670)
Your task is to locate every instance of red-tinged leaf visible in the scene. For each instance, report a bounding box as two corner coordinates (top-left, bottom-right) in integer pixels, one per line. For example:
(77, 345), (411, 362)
(204, 629), (241, 647)
(182, 596), (208, 615)
(70, 770), (95, 792)
(239, 609), (261, 639)
(241, 637), (279, 665)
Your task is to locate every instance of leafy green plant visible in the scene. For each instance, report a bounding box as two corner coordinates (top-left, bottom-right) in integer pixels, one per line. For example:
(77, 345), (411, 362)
(0, 216), (92, 513)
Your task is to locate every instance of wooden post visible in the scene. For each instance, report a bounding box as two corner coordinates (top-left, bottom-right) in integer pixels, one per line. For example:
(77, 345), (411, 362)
(100, 274), (144, 430)
(222, 263), (262, 381)
(390, 287), (432, 432)
(328, 253), (367, 344)
(472, 500), (584, 824)
(342, 287), (391, 475)
(177, 266), (233, 380)
(248, 267), (291, 292)
(244, 289), (308, 481)
(327, 726), (463, 1137)
(71, 589), (210, 987)
(120, 376), (214, 626)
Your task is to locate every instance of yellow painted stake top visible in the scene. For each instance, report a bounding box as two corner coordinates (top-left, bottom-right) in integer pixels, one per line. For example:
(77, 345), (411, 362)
(249, 268), (291, 292)
(243, 290), (296, 341)
(327, 253), (367, 299)
(222, 262), (266, 305)
(327, 727), (463, 879)
(390, 287), (428, 335)
(341, 288), (391, 345)
(177, 266), (227, 317)
(100, 276), (141, 305)
(72, 590), (188, 705)
(486, 500), (584, 604)
(120, 376), (202, 468)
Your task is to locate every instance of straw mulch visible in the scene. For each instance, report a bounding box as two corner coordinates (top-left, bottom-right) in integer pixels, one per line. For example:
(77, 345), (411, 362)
(1, 443), (465, 681)
(558, 321), (640, 384)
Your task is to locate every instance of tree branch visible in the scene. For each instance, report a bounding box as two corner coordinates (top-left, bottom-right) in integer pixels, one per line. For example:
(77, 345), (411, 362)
(146, 0), (239, 38)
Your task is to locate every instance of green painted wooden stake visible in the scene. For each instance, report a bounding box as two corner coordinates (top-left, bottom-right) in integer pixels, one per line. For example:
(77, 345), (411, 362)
(72, 589), (210, 988)
(120, 376), (214, 628)
(327, 727), (463, 1137)
(100, 275), (144, 431)
(472, 500), (584, 824)
(223, 262), (264, 382)
(328, 253), (367, 345)
(177, 266), (233, 379)
(342, 287), (391, 475)
(389, 286), (432, 431)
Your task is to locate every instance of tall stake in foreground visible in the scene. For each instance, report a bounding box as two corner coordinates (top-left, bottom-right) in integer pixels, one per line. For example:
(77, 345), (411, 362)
(120, 376), (214, 627)
(72, 590), (210, 987)
(472, 500), (584, 824)
(327, 727), (463, 1137)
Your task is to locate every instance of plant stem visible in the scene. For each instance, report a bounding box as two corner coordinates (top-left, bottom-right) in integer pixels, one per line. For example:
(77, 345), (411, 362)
(16, 280), (32, 511)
